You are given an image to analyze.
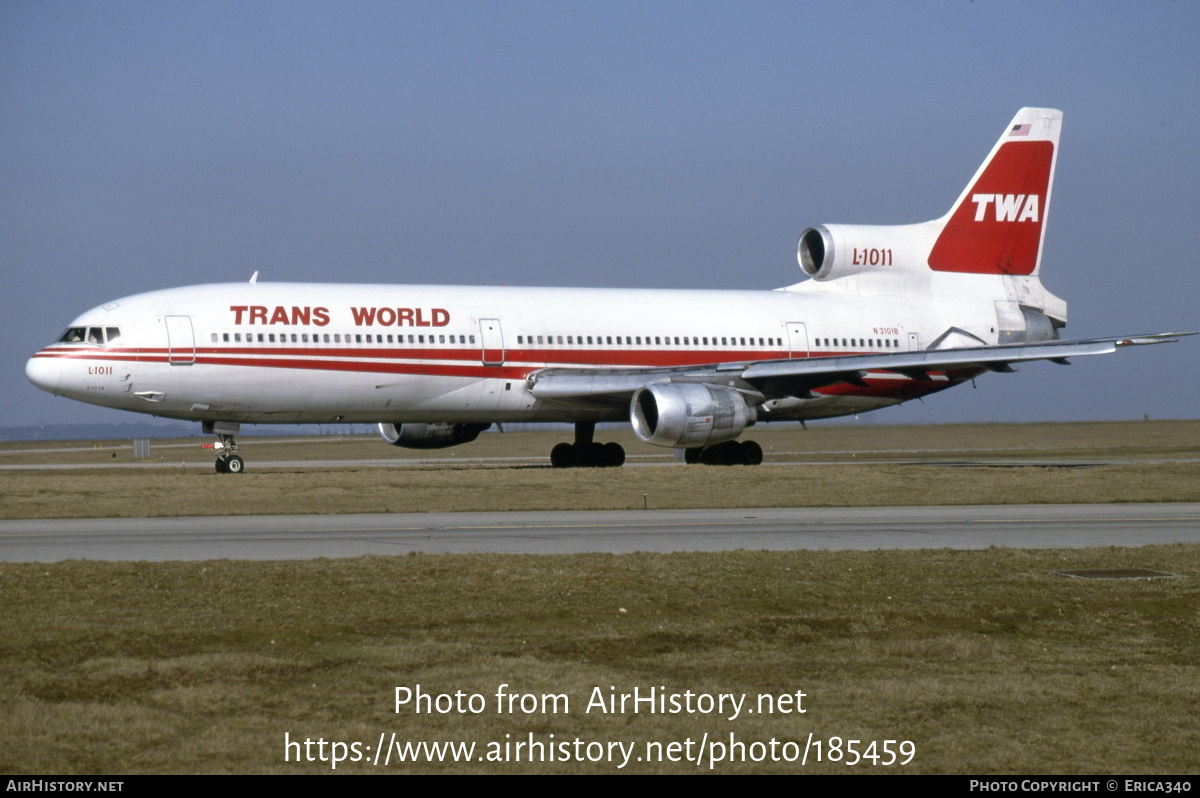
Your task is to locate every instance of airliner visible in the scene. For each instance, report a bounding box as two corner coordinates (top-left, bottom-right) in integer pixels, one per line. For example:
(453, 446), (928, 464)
(25, 108), (1189, 473)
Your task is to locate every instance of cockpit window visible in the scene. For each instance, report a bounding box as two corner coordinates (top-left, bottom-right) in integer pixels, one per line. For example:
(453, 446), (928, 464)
(58, 327), (87, 344)
(56, 326), (121, 345)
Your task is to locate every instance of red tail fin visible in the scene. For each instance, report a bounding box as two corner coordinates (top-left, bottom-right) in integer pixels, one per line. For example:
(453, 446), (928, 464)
(927, 108), (1061, 276)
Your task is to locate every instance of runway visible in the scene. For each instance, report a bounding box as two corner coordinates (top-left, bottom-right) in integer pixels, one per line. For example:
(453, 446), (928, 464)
(2, 503), (1199, 562)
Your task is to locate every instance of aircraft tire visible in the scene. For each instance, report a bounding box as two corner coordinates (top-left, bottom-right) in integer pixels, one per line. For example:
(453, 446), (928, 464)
(683, 447), (702, 465)
(215, 457), (228, 474)
(700, 442), (732, 465)
(579, 442), (603, 467)
(740, 440), (764, 466)
(225, 455), (245, 474)
(550, 442), (575, 468)
(603, 442), (625, 467)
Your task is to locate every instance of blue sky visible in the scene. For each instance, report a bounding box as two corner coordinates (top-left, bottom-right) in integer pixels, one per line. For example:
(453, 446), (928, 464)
(3, 1), (1198, 428)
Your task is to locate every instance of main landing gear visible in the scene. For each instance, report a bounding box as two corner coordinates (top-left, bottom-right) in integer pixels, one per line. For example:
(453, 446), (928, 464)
(204, 421), (246, 475)
(683, 440), (764, 466)
(551, 422), (626, 468)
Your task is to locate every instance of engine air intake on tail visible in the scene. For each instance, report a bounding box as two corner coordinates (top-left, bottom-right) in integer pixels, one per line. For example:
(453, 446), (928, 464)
(798, 224), (911, 281)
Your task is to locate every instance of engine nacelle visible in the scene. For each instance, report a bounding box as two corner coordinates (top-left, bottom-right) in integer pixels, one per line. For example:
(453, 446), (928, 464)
(377, 422), (489, 450)
(798, 223), (920, 281)
(630, 383), (756, 448)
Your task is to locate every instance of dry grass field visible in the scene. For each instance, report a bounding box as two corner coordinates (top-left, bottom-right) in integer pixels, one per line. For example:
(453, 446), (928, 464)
(2, 421), (1197, 774)
(1, 546), (1197, 774)
(3, 420), (1200, 519)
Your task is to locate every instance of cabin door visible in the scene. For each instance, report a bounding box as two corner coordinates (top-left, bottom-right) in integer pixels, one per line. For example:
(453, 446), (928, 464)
(479, 319), (505, 366)
(165, 315), (196, 365)
(785, 322), (810, 358)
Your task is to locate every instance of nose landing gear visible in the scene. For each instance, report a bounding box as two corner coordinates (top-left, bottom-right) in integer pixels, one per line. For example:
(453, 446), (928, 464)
(204, 420), (246, 475)
(215, 449), (244, 474)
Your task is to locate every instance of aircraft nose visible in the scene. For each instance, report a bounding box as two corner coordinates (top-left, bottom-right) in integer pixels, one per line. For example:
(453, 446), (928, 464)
(26, 353), (63, 395)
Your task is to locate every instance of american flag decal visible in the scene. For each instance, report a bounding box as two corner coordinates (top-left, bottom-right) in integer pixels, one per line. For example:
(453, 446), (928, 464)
(1009, 123), (1032, 137)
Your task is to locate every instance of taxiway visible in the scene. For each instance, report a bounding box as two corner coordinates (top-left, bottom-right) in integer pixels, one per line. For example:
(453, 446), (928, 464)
(2, 503), (1198, 562)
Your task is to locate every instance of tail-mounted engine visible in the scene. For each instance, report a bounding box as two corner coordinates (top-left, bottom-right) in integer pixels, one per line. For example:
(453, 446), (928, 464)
(798, 223), (923, 281)
(630, 383), (756, 448)
(378, 422), (490, 450)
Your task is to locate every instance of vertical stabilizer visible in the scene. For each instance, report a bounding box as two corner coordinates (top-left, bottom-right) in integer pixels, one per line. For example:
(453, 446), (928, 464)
(927, 107), (1061, 276)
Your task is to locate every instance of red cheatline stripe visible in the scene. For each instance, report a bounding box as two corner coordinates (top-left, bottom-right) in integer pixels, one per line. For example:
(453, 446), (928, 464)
(34, 344), (900, 364)
(32, 347), (963, 378)
(34, 344), (796, 365)
(32, 348), (973, 394)
(198, 355), (535, 380)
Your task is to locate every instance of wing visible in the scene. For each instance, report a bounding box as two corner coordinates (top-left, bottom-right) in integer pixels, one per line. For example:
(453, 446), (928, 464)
(528, 332), (1194, 408)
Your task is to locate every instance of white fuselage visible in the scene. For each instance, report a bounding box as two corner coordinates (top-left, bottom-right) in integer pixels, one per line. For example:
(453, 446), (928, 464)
(25, 278), (977, 426)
